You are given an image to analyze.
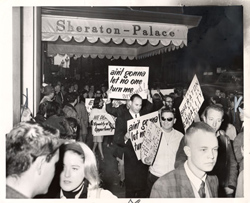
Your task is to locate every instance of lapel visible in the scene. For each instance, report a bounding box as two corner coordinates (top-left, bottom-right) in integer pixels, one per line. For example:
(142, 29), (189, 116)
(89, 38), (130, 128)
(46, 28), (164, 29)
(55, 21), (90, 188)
(177, 164), (195, 198)
(206, 175), (217, 197)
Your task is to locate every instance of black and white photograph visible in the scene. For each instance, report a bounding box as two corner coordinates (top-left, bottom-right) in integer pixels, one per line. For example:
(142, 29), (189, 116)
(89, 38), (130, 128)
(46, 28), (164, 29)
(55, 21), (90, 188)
(1, 0), (249, 202)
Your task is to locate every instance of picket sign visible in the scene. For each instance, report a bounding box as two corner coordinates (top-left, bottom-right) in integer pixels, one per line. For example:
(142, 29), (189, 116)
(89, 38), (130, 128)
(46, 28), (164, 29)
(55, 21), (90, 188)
(127, 111), (160, 160)
(179, 75), (204, 131)
(108, 66), (149, 99)
(92, 113), (115, 136)
(141, 121), (163, 165)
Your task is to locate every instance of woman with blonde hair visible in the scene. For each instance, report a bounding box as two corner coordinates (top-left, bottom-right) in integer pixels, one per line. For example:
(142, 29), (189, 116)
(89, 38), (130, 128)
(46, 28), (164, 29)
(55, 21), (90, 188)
(59, 142), (117, 199)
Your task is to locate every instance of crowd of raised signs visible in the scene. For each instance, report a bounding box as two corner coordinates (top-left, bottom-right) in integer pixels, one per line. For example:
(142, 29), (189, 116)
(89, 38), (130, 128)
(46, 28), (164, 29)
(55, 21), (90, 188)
(17, 78), (244, 198)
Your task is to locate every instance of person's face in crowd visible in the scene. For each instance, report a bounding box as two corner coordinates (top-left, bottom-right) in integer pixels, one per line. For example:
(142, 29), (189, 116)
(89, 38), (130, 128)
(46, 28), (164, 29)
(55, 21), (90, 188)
(165, 97), (173, 108)
(61, 85), (65, 92)
(130, 97), (142, 114)
(215, 90), (221, 97)
(60, 150), (85, 192)
(74, 84), (78, 91)
(57, 81), (62, 87)
(54, 85), (61, 93)
(229, 93), (234, 99)
(83, 92), (88, 98)
(39, 149), (59, 194)
(203, 108), (224, 132)
(90, 85), (94, 92)
(84, 85), (89, 92)
(230, 100), (235, 108)
(160, 111), (176, 132)
(69, 85), (74, 93)
(221, 92), (226, 98)
(185, 130), (218, 177)
(95, 90), (102, 98)
(101, 86), (106, 93)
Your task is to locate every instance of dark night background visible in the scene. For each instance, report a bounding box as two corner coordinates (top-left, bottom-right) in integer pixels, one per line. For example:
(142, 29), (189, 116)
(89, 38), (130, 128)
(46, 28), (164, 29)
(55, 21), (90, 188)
(47, 6), (243, 92)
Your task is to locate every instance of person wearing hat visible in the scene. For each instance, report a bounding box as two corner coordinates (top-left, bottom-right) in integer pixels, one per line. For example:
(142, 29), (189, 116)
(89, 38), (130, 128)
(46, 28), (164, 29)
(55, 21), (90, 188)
(40, 85), (55, 104)
(58, 142), (117, 199)
(6, 121), (64, 198)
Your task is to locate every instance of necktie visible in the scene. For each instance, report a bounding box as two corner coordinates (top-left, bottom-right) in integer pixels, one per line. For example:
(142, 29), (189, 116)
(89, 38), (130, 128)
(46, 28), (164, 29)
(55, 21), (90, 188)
(135, 114), (137, 118)
(198, 181), (206, 198)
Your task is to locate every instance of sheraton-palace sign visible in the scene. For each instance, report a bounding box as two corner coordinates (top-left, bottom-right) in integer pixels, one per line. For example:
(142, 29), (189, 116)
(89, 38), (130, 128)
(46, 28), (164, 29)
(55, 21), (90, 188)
(42, 15), (188, 43)
(56, 20), (176, 37)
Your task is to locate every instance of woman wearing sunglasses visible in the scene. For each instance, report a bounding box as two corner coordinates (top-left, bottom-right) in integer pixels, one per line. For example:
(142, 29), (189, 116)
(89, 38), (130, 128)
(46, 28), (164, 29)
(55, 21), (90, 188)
(146, 107), (184, 197)
(59, 142), (117, 199)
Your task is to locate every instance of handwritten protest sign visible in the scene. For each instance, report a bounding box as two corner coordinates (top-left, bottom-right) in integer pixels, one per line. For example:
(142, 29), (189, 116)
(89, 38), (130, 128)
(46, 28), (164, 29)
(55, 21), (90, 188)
(141, 121), (163, 165)
(179, 75), (204, 131)
(85, 98), (107, 115)
(92, 113), (115, 136)
(127, 111), (160, 160)
(108, 66), (149, 99)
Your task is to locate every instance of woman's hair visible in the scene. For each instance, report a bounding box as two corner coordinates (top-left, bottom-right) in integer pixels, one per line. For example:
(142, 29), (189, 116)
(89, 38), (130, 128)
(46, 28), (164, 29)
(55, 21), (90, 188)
(63, 142), (100, 190)
(92, 97), (103, 109)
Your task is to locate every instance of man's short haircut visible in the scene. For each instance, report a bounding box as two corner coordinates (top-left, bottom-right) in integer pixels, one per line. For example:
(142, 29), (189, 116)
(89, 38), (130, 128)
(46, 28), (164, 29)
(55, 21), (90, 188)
(160, 107), (176, 118)
(184, 122), (216, 146)
(130, 94), (142, 102)
(6, 121), (63, 177)
(66, 92), (78, 103)
(202, 104), (224, 119)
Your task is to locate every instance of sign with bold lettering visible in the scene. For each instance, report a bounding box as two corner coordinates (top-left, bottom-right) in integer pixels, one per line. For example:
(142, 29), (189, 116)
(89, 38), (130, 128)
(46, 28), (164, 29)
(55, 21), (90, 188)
(179, 75), (204, 131)
(109, 66), (149, 99)
(42, 15), (187, 43)
(92, 113), (115, 136)
(141, 121), (163, 165)
(127, 111), (160, 160)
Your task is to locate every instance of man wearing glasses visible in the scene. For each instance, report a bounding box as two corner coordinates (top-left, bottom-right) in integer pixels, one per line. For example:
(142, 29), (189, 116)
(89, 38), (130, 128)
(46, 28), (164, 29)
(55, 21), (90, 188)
(146, 107), (183, 196)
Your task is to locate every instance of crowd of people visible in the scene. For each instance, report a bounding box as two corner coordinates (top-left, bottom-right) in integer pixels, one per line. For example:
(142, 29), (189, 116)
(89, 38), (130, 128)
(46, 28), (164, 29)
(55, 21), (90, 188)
(6, 79), (244, 199)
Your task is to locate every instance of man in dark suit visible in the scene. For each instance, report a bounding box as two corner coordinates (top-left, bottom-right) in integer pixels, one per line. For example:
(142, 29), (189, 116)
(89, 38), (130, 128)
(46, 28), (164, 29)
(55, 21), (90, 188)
(175, 105), (238, 197)
(115, 92), (153, 198)
(150, 122), (219, 198)
(106, 96), (130, 187)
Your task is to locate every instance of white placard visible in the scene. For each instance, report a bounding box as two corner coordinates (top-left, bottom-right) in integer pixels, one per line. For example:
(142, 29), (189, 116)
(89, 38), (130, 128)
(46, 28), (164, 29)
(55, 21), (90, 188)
(92, 113), (115, 136)
(141, 121), (163, 166)
(179, 75), (204, 131)
(109, 66), (149, 99)
(127, 111), (160, 160)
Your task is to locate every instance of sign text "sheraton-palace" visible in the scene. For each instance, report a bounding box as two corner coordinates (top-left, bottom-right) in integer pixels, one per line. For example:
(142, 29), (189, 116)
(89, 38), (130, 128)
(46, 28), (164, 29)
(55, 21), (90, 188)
(56, 20), (175, 37)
